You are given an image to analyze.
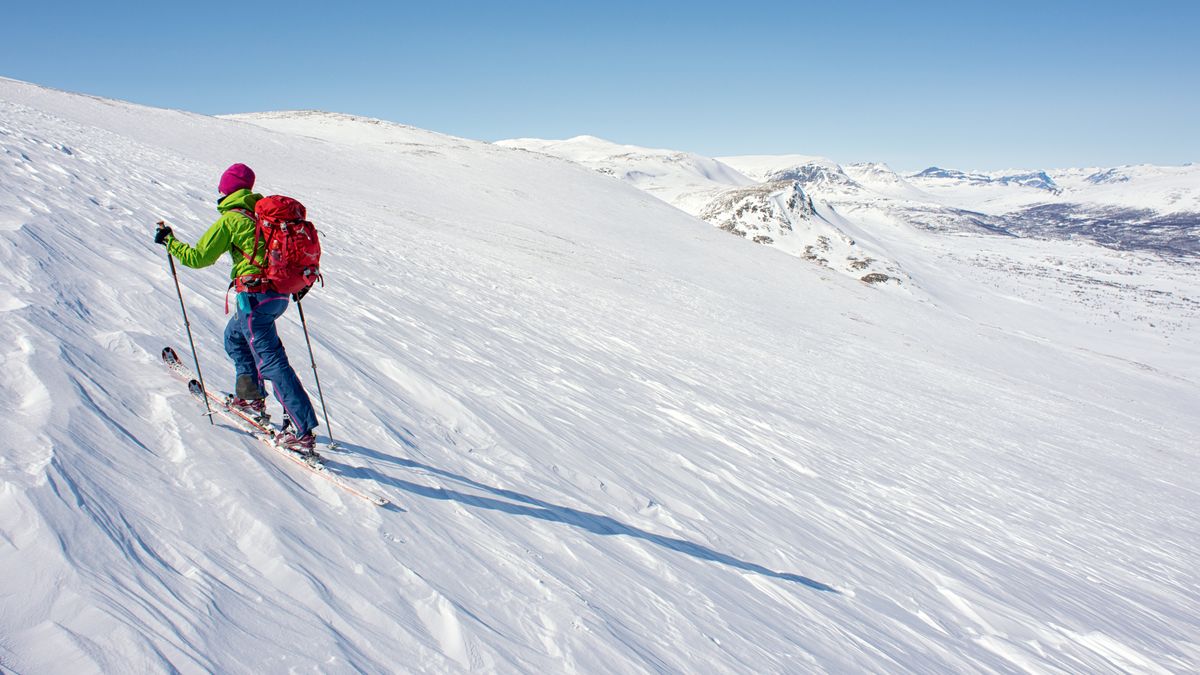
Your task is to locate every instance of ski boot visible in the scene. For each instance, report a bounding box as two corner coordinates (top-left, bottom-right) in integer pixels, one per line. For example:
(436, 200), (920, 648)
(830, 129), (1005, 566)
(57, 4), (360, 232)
(276, 429), (321, 465)
(227, 396), (270, 426)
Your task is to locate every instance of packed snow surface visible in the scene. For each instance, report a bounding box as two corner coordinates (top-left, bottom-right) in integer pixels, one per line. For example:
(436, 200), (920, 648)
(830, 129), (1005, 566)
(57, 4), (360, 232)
(2, 77), (1198, 673)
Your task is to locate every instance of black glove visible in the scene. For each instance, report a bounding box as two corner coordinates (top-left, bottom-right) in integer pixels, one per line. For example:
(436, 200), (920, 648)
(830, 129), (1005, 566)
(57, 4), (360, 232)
(154, 224), (173, 246)
(292, 285), (311, 303)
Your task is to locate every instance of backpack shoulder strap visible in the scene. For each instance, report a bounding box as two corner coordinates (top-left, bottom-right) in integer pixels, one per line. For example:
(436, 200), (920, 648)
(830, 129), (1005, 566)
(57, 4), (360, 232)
(227, 207), (266, 270)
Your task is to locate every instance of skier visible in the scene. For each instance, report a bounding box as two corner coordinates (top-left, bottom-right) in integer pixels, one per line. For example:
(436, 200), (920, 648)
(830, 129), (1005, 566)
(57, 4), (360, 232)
(154, 163), (319, 454)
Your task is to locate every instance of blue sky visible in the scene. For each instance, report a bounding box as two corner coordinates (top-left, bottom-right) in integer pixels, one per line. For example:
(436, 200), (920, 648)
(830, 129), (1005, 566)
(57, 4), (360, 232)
(3, 1), (1196, 170)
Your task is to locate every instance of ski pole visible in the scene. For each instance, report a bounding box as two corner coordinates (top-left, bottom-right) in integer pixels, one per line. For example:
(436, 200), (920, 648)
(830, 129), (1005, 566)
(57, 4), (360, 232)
(295, 298), (337, 447)
(159, 220), (213, 424)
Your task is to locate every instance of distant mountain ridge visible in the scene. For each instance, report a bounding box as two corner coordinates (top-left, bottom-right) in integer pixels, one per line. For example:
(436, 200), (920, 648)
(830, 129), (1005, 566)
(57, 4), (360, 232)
(912, 167), (1061, 193)
(721, 155), (1200, 256)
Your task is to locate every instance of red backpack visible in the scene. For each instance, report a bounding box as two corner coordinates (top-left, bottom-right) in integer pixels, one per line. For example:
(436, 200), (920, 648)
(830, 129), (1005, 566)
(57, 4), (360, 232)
(233, 195), (322, 296)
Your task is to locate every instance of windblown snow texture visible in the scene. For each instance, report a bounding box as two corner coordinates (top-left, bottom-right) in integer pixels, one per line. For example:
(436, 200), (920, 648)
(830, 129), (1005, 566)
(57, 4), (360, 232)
(1, 78), (1198, 673)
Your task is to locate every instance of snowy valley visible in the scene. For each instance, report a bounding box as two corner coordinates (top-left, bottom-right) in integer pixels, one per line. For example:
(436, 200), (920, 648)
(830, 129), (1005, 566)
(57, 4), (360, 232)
(1, 77), (1198, 673)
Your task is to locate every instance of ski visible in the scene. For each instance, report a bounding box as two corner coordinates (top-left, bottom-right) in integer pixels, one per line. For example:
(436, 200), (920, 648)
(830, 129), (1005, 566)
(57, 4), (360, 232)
(164, 347), (390, 507)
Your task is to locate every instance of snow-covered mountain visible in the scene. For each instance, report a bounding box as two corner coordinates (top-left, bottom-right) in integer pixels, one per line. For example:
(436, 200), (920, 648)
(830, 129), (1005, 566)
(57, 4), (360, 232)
(718, 154), (1200, 257)
(697, 179), (816, 244)
(721, 155), (871, 200)
(498, 139), (903, 284)
(3, 76), (1199, 673)
(911, 167), (1062, 194)
(911, 163), (1200, 214)
(842, 162), (931, 201)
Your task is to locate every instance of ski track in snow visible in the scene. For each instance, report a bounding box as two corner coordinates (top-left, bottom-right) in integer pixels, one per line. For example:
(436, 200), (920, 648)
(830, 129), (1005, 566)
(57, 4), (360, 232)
(1, 78), (1198, 673)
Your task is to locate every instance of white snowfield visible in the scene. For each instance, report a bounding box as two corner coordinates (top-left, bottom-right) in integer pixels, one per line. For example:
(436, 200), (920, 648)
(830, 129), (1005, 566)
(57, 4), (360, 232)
(1, 76), (1198, 673)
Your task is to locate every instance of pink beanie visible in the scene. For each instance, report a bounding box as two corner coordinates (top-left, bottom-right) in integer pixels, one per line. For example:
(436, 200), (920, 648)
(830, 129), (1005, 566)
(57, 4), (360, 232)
(218, 163), (256, 195)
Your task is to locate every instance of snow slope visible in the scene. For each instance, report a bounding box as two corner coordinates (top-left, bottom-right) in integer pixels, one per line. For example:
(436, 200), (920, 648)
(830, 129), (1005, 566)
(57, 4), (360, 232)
(2, 77), (1199, 673)
(493, 135), (753, 214)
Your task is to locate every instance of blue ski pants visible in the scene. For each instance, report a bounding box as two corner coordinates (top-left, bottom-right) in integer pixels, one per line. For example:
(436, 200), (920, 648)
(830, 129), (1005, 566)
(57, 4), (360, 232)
(224, 291), (319, 435)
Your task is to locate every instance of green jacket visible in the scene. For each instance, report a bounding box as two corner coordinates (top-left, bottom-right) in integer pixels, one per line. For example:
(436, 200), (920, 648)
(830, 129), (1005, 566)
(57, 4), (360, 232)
(166, 189), (266, 280)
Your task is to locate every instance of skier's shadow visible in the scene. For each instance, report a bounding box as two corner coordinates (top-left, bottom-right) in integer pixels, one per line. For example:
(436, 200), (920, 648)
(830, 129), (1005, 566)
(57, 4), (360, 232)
(327, 442), (838, 593)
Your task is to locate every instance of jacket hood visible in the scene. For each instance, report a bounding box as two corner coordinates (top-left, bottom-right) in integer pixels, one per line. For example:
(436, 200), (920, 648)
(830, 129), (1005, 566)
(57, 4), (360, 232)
(218, 189), (262, 214)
